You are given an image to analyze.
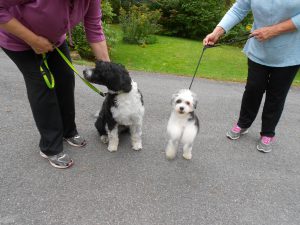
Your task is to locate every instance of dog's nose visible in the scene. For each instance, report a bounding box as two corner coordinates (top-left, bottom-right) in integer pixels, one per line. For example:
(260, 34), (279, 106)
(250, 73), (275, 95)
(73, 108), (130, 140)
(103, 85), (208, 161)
(179, 107), (184, 111)
(83, 69), (92, 80)
(83, 69), (88, 78)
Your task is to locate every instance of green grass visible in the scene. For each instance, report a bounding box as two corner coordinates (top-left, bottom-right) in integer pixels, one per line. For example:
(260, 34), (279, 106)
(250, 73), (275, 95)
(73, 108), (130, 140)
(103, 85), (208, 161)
(76, 25), (300, 85)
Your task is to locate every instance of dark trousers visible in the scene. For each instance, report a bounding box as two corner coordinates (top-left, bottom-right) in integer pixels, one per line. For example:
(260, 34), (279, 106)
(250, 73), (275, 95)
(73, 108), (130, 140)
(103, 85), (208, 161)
(237, 59), (299, 137)
(2, 41), (77, 155)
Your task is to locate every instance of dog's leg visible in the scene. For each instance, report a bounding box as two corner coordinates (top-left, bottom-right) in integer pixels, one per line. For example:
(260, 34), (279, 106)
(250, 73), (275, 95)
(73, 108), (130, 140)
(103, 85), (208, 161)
(165, 118), (182, 159)
(181, 126), (197, 160)
(182, 143), (193, 160)
(165, 139), (179, 159)
(95, 111), (109, 144)
(130, 124), (143, 151)
(107, 126), (119, 152)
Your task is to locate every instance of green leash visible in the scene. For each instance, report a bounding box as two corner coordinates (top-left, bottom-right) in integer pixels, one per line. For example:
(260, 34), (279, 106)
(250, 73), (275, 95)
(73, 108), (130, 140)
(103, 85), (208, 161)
(40, 54), (55, 89)
(40, 48), (106, 97)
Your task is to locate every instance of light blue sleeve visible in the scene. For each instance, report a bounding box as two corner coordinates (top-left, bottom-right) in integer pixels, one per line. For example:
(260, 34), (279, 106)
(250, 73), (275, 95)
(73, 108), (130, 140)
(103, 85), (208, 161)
(217, 0), (251, 33)
(291, 13), (300, 30)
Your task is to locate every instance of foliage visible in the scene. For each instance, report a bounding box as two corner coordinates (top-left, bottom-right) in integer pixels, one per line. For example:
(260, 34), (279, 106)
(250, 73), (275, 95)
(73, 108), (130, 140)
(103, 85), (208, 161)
(150, 0), (225, 39)
(119, 4), (162, 45)
(102, 0), (117, 23)
(70, 0), (117, 59)
(107, 0), (145, 22)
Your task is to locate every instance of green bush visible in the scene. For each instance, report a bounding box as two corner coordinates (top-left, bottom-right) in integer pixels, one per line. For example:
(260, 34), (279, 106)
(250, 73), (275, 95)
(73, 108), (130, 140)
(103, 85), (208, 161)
(119, 4), (162, 45)
(108, 0), (146, 22)
(102, 0), (116, 23)
(70, 0), (117, 59)
(150, 0), (254, 43)
(151, 0), (224, 39)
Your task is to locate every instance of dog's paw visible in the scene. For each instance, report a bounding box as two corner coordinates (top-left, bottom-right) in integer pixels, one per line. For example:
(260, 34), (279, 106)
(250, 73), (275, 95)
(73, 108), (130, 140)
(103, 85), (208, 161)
(166, 149), (176, 160)
(132, 142), (142, 151)
(100, 135), (109, 144)
(183, 152), (192, 160)
(107, 144), (118, 152)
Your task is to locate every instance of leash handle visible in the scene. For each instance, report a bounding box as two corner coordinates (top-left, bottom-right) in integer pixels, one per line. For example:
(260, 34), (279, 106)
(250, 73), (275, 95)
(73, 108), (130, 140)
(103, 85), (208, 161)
(55, 48), (106, 97)
(206, 32), (254, 49)
(219, 32), (253, 45)
(40, 54), (55, 89)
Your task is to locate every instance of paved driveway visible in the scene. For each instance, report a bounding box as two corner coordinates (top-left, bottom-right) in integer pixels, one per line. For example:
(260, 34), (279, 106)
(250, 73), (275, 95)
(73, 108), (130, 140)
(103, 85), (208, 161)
(0, 49), (300, 225)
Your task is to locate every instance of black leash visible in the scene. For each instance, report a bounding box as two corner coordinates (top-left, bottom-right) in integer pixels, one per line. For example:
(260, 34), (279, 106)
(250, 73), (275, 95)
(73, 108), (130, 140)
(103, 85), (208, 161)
(188, 32), (254, 90)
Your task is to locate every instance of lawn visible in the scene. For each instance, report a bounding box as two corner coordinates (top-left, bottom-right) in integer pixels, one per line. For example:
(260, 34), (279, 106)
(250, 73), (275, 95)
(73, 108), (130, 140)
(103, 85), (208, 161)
(76, 25), (300, 85)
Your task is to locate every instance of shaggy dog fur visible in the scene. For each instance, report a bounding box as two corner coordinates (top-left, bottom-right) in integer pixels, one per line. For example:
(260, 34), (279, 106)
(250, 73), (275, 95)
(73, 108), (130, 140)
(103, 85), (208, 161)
(165, 89), (199, 160)
(83, 61), (144, 152)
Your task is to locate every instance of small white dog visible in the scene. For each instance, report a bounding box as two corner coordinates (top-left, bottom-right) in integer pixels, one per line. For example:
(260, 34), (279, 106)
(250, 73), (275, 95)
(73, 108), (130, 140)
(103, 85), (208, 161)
(165, 89), (199, 160)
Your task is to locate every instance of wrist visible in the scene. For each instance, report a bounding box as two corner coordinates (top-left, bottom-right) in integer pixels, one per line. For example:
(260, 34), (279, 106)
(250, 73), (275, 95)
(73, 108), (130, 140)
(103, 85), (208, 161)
(24, 34), (39, 46)
(213, 26), (225, 38)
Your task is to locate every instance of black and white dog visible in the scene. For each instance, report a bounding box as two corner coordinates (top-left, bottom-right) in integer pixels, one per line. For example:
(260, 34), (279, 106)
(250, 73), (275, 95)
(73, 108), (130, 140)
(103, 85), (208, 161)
(83, 61), (144, 152)
(165, 89), (199, 160)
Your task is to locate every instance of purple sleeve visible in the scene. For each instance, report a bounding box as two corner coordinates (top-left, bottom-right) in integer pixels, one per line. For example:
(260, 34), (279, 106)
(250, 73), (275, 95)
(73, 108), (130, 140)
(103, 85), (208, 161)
(0, 0), (29, 23)
(84, 0), (106, 43)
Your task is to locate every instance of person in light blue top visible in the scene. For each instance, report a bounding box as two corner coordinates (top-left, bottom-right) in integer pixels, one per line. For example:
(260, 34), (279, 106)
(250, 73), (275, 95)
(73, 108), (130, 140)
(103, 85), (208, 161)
(203, 0), (300, 153)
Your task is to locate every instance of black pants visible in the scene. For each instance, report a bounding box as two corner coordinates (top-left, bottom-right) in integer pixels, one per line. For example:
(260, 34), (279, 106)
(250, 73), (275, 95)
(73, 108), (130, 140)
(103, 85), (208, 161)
(237, 59), (299, 137)
(2, 41), (77, 155)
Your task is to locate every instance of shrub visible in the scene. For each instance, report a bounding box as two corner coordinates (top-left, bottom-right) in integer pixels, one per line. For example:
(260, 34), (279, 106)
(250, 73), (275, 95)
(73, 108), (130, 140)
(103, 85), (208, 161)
(108, 0), (146, 22)
(119, 4), (162, 45)
(102, 0), (116, 23)
(150, 0), (224, 39)
(70, 0), (117, 59)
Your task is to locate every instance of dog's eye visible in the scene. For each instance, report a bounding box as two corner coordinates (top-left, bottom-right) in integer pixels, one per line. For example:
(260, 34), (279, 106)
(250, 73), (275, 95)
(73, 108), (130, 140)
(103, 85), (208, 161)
(176, 99), (182, 104)
(186, 101), (190, 106)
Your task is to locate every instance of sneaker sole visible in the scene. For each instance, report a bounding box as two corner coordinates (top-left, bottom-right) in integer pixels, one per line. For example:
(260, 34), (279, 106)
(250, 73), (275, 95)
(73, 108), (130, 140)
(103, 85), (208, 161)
(256, 145), (272, 153)
(40, 151), (74, 169)
(226, 129), (249, 140)
(63, 138), (87, 147)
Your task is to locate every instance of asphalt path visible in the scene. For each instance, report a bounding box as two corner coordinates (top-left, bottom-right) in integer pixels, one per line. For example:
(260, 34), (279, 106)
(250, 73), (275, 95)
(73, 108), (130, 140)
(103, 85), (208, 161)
(0, 49), (300, 225)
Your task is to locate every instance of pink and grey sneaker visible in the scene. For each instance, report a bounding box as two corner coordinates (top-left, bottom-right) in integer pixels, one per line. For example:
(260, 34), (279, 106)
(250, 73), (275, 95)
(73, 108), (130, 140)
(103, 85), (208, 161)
(226, 124), (249, 140)
(257, 136), (274, 153)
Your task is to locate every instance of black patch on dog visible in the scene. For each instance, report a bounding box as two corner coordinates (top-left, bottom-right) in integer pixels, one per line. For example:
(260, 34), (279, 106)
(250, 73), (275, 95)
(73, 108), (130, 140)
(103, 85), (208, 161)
(188, 111), (199, 133)
(138, 89), (144, 106)
(95, 94), (117, 135)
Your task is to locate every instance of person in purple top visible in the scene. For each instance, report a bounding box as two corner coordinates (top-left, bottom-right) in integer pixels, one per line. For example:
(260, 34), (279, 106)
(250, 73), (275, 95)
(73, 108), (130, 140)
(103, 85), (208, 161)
(0, 0), (110, 168)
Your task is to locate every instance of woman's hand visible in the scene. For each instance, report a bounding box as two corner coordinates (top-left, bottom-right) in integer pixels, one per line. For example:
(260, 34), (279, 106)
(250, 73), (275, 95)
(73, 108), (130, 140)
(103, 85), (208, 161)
(251, 26), (276, 42)
(29, 35), (54, 54)
(252, 19), (297, 42)
(203, 26), (225, 46)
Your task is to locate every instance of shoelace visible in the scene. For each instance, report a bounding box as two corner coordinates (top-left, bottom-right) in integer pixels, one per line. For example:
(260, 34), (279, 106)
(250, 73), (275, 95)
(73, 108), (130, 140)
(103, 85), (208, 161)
(261, 136), (273, 145)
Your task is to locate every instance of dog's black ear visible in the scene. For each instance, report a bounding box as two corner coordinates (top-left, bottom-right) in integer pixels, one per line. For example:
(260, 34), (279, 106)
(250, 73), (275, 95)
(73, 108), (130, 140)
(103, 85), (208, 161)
(114, 63), (132, 92)
(121, 77), (132, 92)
